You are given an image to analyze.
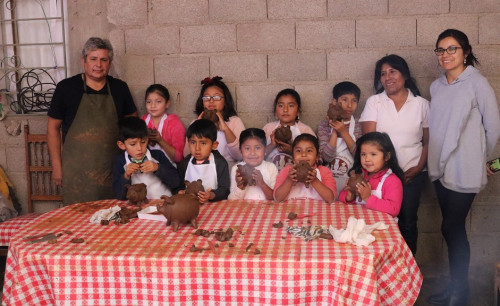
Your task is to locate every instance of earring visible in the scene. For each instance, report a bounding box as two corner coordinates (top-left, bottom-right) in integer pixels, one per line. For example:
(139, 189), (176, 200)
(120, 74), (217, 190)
(463, 59), (466, 64)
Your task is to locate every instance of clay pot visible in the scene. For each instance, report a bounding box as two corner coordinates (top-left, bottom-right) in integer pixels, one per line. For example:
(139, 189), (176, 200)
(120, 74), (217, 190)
(274, 125), (292, 145)
(201, 109), (219, 125)
(125, 183), (148, 205)
(157, 194), (199, 232)
(185, 179), (204, 196)
(346, 171), (367, 199)
(327, 103), (343, 122)
(295, 161), (312, 187)
(237, 164), (256, 186)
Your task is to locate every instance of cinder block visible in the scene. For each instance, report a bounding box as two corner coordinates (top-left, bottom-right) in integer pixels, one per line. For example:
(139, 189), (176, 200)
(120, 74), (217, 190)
(328, 0), (388, 16)
(151, 0), (208, 24)
(296, 20), (355, 50)
(236, 84), (292, 113)
(417, 16), (478, 46)
(471, 205), (500, 232)
(6, 146), (25, 172)
(0, 147), (6, 168)
(165, 84), (203, 117)
(125, 27), (179, 55)
(470, 233), (500, 273)
(109, 29), (125, 58)
(389, 0), (448, 15)
(107, 0), (147, 26)
(298, 111), (324, 133)
(414, 232), (448, 276)
(180, 24), (236, 53)
(237, 23), (295, 52)
(451, 0), (500, 13)
(268, 0), (326, 19)
(238, 111), (276, 129)
(116, 55), (154, 86)
(472, 47), (500, 78)
(414, 77), (436, 101)
(327, 50), (387, 82)
(9, 172), (28, 213)
(480, 15), (500, 44)
(356, 18), (416, 48)
(209, 0), (267, 22)
(295, 83), (333, 115)
(154, 56), (209, 85)
(0, 120), (25, 146)
(269, 52), (326, 81)
(210, 54), (267, 82)
(128, 84), (146, 116)
(417, 194), (442, 233)
(403, 49), (441, 79)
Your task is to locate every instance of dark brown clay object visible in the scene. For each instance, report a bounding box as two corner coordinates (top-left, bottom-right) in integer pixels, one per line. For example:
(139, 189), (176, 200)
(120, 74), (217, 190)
(237, 164), (256, 186)
(48, 239), (58, 244)
(193, 229), (211, 237)
(319, 233), (334, 240)
(272, 221), (284, 228)
(346, 171), (367, 199)
(70, 238), (84, 244)
(214, 228), (233, 242)
(120, 206), (140, 219)
(274, 125), (292, 145)
(201, 109), (219, 125)
(287, 212), (297, 220)
(114, 220), (121, 225)
(101, 220), (109, 225)
(295, 161), (312, 187)
(125, 183), (148, 205)
(64, 230), (73, 235)
(189, 244), (204, 252)
(185, 179), (205, 196)
(228, 243), (235, 247)
(148, 128), (159, 146)
(327, 103), (343, 122)
(56, 233), (63, 238)
(254, 249), (261, 255)
(245, 243), (254, 252)
(157, 193), (200, 232)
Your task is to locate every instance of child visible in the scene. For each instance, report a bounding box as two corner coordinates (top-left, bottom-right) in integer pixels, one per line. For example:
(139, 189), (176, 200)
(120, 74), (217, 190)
(338, 132), (404, 218)
(178, 119), (230, 203)
(141, 84), (186, 164)
(263, 88), (316, 171)
(274, 134), (336, 203)
(228, 128), (278, 200)
(192, 76), (245, 170)
(317, 81), (362, 197)
(112, 117), (180, 200)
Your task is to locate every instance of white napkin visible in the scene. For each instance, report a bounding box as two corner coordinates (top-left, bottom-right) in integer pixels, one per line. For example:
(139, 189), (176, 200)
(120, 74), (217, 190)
(329, 216), (388, 246)
(89, 205), (121, 224)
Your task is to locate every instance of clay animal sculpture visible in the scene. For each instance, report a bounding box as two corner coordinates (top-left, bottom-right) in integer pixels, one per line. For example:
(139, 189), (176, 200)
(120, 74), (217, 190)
(346, 171), (367, 199)
(157, 180), (203, 232)
(148, 128), (159, 146)
(295, 161), (312, 187)
(125, 183), (148, 205)
(274, 125), (292, 145)
(237, 164), (256, 187)
(327, 103), (343, 122)
(201, 109), (219, 126)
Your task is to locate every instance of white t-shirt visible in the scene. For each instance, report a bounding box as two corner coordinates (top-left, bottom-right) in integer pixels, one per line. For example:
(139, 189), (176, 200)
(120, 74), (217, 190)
(359, 90), (429, 171)
(228, 161), (278, 200)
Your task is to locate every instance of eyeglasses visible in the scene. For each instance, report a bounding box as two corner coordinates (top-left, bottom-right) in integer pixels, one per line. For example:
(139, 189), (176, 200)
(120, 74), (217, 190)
(202, 95), (224, 102)
(434, 46), (462, 56)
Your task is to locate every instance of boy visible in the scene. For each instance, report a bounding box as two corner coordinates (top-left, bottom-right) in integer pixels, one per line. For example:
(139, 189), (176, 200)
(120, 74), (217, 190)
(178, 119), (230, 203)
(317, 81), (362, 197)
(112, 117), (180, 200)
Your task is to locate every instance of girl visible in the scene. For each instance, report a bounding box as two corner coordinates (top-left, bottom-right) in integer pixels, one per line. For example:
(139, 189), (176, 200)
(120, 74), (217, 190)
(194, 76), (245, 169)
(141, 84), (185, 164)
(274, 134), (336, 203)
(338, 132), (404, 218)
(263, 89), (316, 171)
(228, 128), (278, 200)
(426, 29), (500, 305)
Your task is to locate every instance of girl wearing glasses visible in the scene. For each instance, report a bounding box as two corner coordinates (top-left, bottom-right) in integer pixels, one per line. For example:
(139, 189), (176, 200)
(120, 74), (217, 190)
(193, 76), (246, 169)
(427, 29), (500, 305)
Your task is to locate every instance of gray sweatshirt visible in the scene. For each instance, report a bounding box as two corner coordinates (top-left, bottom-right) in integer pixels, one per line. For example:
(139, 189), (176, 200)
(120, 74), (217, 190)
(428, 66), (500, 193)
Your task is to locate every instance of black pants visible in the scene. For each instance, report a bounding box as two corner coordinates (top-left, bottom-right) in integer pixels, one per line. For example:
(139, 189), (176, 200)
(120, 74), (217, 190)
(433, 180), (476, 289)
(398, 171), (426, 254)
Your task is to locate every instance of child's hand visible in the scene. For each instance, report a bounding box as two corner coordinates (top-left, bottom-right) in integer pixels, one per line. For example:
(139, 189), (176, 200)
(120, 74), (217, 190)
(215, 112), (226, 131)
(357, 181), (371, 201)
(148, 130), (163, 144)
(235, 169), (246, 190)
(125, 163), (140, 179)
(287, 166), (298, 184)
(197, 188), (213, 204)
(276, 139), (292, 155)
(139, 160), (159, 173)
(344, 189), (355, 202)
(253, 169), (265, 187)
(305, 168), (318, 186)
(331, 120), (348, 135)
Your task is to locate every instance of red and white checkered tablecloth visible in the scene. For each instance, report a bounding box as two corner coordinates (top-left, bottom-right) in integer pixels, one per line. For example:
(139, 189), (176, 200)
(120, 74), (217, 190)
(0, 213), (41, 246)
(2, 199), (422, 305)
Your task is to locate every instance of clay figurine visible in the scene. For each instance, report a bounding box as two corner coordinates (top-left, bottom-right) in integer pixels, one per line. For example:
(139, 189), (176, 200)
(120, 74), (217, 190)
(125, 183), (148, 205)
(185, 179), (205, 195)
(237, 164), (256, 187)
(148, 128), (159, 146)
(295, 161), (312, 187)
(327, 103), (343, 122)
(274, 125), (292, 145)
(201, 109), (219, 126)
(345, 171), (367, 199)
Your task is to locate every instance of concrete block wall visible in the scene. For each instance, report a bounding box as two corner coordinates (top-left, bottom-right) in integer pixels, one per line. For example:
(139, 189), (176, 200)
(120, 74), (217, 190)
(0, 0), (499, 303)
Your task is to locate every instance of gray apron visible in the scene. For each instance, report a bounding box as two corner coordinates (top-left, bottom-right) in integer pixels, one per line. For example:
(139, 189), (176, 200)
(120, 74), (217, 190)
(62, 75), (119, 205)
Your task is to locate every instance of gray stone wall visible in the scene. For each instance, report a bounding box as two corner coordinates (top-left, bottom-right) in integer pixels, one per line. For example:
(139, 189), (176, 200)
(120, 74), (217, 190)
(0, 0), (499, 303)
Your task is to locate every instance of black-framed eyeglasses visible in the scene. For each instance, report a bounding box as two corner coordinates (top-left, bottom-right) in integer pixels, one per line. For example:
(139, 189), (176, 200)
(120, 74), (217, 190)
(434, 46), (462, 56)
(202, 95), (223, 102)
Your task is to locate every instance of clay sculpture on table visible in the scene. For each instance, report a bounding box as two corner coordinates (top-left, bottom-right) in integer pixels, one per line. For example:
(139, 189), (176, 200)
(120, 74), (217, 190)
(345, 171), (367, 199)
(148, 128), (159, 146)
(201, 109), (219, 126)
(125, 183), (148, 205)
(327, 103), (343, 122)
(295, 161), (312, 187)
(185, 179), (204, 196)
(157, 180), (203, 232)
(237, 164), (256, 187)
(274, 125), (292, 145)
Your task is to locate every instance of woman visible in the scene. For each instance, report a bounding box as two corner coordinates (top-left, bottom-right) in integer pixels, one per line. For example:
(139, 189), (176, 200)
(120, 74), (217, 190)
(359, 54), (429, 255)
(427, 29), (500, 305)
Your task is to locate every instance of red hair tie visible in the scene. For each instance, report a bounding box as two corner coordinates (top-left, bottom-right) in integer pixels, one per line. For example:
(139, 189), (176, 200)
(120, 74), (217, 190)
(201, 76), (223, 85)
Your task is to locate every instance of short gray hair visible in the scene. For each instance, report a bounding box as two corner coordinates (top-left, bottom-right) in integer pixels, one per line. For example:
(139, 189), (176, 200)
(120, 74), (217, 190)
(82, 37), (114, 61)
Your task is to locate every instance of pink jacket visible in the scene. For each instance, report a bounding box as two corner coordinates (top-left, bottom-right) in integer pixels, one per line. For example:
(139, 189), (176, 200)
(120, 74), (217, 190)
(141, 113), (186, 163)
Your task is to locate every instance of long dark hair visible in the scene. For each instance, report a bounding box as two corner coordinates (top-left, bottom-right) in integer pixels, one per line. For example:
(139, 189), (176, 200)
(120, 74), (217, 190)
(373, 54), (421, 97)
(194, 76), (237, 121)
(273, 88), (302, 121)
(436, 29), (479, 67)
(350, 132), (405, 182)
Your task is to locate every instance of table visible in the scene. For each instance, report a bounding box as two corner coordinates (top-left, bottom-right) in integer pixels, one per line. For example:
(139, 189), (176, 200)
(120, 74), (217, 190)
(2, 199), (422, 305)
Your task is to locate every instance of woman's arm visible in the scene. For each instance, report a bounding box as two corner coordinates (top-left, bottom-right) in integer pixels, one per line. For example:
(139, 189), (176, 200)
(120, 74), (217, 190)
(361, 121), (377, 134)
